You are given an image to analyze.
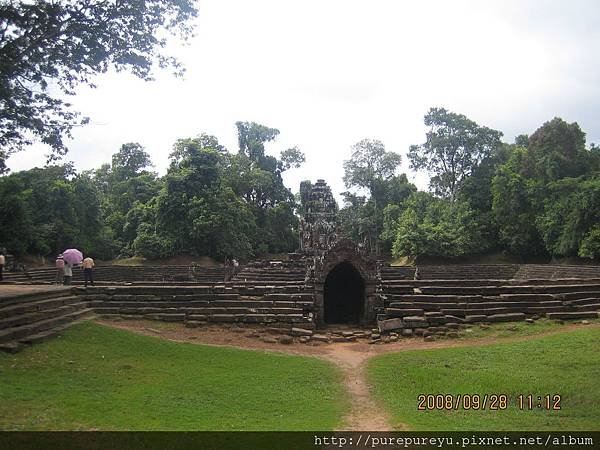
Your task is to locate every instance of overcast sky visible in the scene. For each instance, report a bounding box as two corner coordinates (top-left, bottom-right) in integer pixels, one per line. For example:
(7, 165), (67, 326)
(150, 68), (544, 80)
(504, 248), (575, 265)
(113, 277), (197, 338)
(8, 0), (600, 201)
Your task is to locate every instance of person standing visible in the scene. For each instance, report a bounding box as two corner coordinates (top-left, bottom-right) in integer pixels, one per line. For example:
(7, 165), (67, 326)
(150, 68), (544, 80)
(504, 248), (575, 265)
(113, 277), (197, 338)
(63, 261), (73, 285)
(232, 258), (239, 277)
(82, 256), (95, 287)
(224, 257), (231, 282)
(55, 254), (65, 284)
(0, 251), (5, 281)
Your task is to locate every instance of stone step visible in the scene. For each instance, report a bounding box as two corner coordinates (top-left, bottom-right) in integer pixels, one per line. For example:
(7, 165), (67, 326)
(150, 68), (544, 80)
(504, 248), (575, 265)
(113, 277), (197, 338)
(574, 303), (600, 311)
(0, 302), (88, 329)
(387, 302), (425, 309)
(0, 308), (94, 343)
(546, 311), (599, 320)
(17, 322), (76, 345)
(388, 295), (485, 303)
(487, 313), (526, 322)
(0, 295), (81, 318)
(385, 308), (425, 318)
(560, 291), (600, 300)
(0, 289), (73, 307)
(569, 297), (600, 305)
(419, 284), (600, 296)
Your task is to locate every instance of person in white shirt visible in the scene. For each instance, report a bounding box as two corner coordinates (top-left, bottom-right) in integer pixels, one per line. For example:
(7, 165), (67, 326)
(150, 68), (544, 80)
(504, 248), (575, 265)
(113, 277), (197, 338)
(82, 256), (94, 287)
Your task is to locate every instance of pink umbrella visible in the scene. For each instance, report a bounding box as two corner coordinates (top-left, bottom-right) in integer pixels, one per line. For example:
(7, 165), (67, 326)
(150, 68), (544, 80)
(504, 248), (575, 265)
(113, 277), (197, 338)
(62, 248), (83, 265)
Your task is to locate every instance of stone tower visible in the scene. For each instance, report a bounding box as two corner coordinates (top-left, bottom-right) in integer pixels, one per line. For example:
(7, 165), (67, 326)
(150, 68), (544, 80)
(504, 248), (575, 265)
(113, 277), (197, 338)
(299, 179), (338, 255)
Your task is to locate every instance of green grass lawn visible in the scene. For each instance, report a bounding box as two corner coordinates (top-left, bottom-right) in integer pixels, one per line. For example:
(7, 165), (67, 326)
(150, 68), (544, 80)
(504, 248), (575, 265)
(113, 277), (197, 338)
(457, 317), (600, 340)
(0, 322), (348, 430)
(367, 326), (600, 430)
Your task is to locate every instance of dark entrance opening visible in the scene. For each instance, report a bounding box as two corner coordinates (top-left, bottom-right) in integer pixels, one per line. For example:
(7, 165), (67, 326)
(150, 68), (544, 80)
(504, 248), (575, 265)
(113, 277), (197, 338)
(324, 261), (364, 324)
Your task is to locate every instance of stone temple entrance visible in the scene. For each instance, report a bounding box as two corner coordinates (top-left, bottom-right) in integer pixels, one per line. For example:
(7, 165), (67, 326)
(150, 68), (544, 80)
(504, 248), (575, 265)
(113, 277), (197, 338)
(324, 262), (365, 324)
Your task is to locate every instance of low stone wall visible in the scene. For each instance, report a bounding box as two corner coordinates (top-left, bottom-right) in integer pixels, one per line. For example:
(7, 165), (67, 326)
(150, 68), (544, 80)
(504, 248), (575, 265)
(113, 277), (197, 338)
(75, 285), (316, 329)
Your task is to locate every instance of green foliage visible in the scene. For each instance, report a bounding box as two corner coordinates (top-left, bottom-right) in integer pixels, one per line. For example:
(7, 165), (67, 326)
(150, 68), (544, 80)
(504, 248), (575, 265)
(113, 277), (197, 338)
(390, 192), (487, 258)
(279, 147), (305, 171)
(340, 138), (413, 255)
(409, 107), (503, 201)
(95, 143), (160, 257)
(152, 126), (302, 260)
(491, 148), (546, 257)
(536, 176), (600, 258)
(236, 121), (279, 163)
(227, 122), (303, 255)
(0, 0), (198, 170)
(524, 117), (589, 182)
(490, 118), (600, 259)
(342, 138), (402, 197)
(264, 203), (299, 254)
(579, 225), (600, 259)
(132, 223), (174, 260)
(2, 111), (600, 264)
(338, 192), (367, 244)
(0, 164), (109, 257)
(0, 175), (32, 255)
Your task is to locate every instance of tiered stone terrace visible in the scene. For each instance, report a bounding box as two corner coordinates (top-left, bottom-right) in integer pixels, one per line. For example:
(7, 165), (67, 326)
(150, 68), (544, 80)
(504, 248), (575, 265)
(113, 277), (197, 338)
(1, 262), (599, 351)
(0, 286), (94, 352)
(377, 264), (600, 337)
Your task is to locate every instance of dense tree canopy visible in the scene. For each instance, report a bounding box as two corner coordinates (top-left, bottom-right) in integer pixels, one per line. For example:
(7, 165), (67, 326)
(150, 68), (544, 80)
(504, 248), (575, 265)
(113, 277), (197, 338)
(388, 192), (486, 259)
(0, 0), (198, 172)
(408, 107), (503, 201)
(0, 121), (304, 262)
(1, 111), (599, 264)
(388, 110), (600, 261)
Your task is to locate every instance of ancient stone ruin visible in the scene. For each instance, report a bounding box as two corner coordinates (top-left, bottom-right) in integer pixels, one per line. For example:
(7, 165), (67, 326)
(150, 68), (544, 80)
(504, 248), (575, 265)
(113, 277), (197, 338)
(1, 179), (600, 352)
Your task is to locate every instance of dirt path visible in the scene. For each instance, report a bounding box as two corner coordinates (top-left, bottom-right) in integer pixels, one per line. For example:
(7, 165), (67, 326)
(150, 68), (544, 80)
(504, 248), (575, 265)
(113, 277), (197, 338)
(95, 319), (598, 431)
(322, 344), (396, 431)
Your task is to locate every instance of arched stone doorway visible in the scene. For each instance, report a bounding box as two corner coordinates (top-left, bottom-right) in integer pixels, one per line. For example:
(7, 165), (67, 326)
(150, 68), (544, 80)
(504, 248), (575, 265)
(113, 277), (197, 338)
(323, 261), (365, 324)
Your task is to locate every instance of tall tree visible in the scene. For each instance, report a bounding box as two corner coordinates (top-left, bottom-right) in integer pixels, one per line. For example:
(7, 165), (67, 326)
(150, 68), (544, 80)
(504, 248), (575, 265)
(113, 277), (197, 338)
(523, 117), (589, 182)
(491, 148), (546, 257)
(342, 138), (402, 198)
(341, 138), (410, 255)
(94, 143), (159, 255)
(408, 107), (503, 201)
(0, 0), (198, 171)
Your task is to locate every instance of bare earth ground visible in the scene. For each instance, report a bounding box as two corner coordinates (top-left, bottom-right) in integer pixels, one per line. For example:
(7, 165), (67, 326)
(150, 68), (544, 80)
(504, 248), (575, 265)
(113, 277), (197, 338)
(96, 319), (599, 431)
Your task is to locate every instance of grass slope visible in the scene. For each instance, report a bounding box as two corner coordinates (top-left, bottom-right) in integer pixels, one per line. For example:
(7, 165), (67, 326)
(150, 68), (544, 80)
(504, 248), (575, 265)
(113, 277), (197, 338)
(367, 327), (600, 430)
(0, 322), (347, 430)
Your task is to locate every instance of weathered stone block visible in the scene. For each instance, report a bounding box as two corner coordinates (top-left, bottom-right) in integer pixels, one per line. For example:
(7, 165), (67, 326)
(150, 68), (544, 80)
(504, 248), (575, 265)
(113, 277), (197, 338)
(278, 335), (293, 345)
(487, 313), (525, 322)
(291, 327), (313, 336)
(465, 315), (487, 323)
(210, 314), (237, 322)
(386, 308), (425, 318)
(547, 311), (598, 320)
(378, 318), (404, 332)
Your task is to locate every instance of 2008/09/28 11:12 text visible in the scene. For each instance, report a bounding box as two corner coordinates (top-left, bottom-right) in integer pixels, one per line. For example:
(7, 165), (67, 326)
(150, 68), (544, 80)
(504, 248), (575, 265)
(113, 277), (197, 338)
(417, 394), (562, 410)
